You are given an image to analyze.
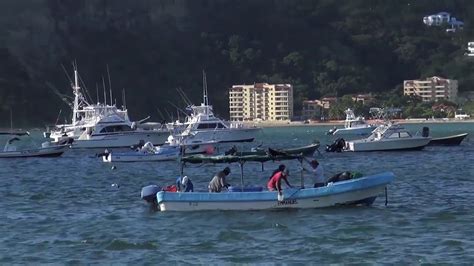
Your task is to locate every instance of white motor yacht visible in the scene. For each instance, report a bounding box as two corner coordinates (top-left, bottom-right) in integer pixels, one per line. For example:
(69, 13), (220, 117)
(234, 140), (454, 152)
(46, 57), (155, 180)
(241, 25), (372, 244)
(345, 123), (431, 152)
(176, 104), (260, 143)
(44, 68), (169, 148)
(328, 109), (377, 136)
(173, 72), (261, 143)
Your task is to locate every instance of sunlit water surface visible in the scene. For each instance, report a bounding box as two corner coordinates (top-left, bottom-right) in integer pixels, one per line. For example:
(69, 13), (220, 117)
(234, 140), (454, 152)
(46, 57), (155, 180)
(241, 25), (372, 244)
(0, 123), (473, 263)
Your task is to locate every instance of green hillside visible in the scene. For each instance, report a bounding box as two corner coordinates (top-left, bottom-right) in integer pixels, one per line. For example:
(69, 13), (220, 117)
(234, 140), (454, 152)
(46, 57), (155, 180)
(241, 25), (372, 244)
(1, 0), (474, 127)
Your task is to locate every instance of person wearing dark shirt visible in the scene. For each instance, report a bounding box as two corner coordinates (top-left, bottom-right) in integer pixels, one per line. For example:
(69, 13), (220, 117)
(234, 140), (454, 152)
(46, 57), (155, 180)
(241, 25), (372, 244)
(176, 176), (194, 192)
(208, 167), (231, 192)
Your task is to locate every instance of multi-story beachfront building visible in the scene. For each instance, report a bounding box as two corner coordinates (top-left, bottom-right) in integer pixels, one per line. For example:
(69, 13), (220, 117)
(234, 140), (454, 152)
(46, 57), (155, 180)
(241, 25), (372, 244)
(229, 83), (293, 121)
(403, 76), (458, 102)
(301, 100), (324, 121)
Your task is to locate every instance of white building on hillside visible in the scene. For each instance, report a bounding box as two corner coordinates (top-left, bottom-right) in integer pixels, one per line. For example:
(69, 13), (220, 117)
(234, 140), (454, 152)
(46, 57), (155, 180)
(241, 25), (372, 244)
(403, 76), (458, 102)
(423, 12), (451, 26)
(229, 83), (293, 122)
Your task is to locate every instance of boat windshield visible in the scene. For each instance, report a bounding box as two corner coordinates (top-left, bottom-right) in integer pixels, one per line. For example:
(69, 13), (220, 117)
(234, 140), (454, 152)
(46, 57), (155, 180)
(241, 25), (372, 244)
(196, 123), (227, 129)
(99, 125), (133, 133)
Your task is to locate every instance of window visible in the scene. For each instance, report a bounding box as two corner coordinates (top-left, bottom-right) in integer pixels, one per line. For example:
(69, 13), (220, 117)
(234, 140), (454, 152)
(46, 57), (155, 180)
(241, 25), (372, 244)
(99, 125), (133, 133)
(196, 123), (226, 129)
(399, 132), (411, 138)
(388, 133), (399, 138)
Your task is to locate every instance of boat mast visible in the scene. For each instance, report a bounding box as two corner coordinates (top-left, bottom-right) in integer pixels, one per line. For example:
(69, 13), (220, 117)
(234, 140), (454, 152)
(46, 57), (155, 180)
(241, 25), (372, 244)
(102, 76), (107, 106)
(122, 88), (127, 110)
(107, 65), (113, 106)
(202, 70), (208, 115)
(10, 108), (13, 133)
(72, 67), (80, 126)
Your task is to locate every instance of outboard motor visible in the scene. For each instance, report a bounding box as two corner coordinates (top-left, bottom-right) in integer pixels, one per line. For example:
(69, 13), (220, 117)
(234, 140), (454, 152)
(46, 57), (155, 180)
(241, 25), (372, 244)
(140, 185), (162, 204)
(422, 127), (430, 137)
(325, 138), (346, 152)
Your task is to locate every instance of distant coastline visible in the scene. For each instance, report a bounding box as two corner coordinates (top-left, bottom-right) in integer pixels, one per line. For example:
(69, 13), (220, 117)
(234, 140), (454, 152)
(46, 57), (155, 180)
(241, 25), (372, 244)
(1, 118), (473, 132)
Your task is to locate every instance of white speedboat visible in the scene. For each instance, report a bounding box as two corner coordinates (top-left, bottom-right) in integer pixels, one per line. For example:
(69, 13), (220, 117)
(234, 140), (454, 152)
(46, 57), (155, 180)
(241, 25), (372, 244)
(328, 109), (377, 136)
(102, 143), (180, 162)
(173, 72), (261, 143)
(102, 138), (215, 163)
(45, 67), (169, 148)
(0, 132), (70, 158)
(345, 123), (431, 152)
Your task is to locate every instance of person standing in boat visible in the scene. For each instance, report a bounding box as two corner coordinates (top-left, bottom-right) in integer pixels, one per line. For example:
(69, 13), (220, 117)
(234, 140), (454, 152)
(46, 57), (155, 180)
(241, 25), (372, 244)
(268, 164), (286, 180)
(302, 160), (326, 188)
(208, 167), (231, 192)
(176, 176), (194, 192)
(267, 168), (292, 196)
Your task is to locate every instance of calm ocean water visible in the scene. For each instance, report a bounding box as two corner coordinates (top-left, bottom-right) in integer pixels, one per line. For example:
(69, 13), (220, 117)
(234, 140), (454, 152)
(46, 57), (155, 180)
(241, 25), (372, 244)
(0, 122), (473, 264)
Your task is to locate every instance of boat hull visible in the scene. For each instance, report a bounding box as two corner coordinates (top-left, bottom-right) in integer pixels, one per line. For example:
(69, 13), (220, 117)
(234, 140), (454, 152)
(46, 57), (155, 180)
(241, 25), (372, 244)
(156, 172), (394, 211)
(71, 131), (169, 149)
(428, 133), (468, 146)
(0, 145), (69, 158)
(103, 151), (178, 162)
(346, 137), (431, 151)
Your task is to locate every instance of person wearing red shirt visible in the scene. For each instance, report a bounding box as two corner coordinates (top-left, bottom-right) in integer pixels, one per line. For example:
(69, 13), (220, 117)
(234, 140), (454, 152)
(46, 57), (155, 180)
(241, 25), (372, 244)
(267, 168), (292, 197)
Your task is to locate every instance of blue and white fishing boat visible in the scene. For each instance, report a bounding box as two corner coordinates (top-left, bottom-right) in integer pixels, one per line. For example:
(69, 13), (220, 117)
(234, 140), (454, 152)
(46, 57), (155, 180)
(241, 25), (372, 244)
(141, 154), (394, 211)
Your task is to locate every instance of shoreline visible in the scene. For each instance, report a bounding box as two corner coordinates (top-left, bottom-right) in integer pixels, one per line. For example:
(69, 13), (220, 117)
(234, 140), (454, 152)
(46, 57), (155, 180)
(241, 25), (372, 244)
(1, 118), (473, 131)
(245, 118), (474, 128)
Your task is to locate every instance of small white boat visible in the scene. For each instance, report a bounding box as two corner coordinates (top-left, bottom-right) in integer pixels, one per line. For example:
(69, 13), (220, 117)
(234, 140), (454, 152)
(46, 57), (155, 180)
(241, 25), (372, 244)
(328, 109), (377, 136)
(102, 140), (215, 162)
(102, 143), (180, 162)
(0, 133), (70, 158)
(345, 123), (431, 152)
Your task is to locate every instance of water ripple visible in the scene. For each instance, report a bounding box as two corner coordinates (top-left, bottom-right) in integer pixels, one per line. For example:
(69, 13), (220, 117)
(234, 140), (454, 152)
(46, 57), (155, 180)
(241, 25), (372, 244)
(0, 125), (473, 263)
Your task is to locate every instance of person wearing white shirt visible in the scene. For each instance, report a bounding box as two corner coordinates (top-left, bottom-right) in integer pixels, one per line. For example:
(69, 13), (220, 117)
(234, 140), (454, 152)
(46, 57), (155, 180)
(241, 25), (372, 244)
(303, 160), (326, 188)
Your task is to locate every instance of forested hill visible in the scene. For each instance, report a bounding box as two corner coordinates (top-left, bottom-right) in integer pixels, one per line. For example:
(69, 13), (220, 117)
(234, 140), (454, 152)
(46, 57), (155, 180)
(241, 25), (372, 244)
(1, 0), (474, 127)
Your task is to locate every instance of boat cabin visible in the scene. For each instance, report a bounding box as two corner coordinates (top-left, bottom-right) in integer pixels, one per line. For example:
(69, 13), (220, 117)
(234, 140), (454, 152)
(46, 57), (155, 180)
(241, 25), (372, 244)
(369, 124), (413, 141)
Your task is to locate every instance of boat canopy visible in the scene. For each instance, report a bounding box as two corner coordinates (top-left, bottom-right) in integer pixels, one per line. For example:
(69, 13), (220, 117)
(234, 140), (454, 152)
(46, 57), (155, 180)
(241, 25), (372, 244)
(181, 153), (302, 164)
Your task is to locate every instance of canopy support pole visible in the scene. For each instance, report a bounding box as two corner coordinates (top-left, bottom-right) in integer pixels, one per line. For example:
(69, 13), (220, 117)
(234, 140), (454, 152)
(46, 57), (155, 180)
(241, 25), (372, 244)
(298, 157), (304, 188)
(239, 160), (245, 192)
